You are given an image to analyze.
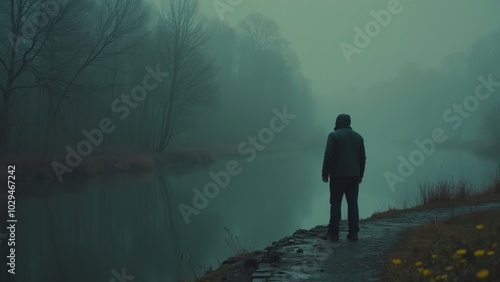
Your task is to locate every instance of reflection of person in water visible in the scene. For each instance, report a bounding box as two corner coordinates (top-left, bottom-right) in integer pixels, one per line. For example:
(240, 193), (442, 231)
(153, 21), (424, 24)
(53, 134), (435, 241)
(322, 114), (366, 241)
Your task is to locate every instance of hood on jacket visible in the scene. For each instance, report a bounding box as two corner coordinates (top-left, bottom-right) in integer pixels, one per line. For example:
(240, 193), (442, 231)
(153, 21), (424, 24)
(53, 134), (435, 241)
(334, 114), (352, 130)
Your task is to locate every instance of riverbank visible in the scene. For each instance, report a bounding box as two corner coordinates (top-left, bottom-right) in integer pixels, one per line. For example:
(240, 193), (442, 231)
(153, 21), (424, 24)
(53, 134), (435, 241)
(193, 177), (500, 281)
(0, 151), (162, 183)
(382, 208), (499, 281)
(0, 143), (304, 183)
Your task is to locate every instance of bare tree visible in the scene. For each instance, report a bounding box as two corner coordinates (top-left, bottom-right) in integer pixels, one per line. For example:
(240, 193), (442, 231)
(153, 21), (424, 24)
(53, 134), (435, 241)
(236, 13), (299, 86)
(0, 0), (75, 153)
(0, 0), (149, 154)
(238, 13), (284, 52)
(153, 0), (217, 152)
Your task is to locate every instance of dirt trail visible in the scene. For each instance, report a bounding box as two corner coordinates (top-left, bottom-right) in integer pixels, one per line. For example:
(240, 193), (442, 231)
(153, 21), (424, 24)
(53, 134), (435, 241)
(250, 202), (500, 282)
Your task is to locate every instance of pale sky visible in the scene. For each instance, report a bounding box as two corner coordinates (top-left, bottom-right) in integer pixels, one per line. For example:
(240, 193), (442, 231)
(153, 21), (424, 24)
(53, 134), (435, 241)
(198, 0), (500, 123)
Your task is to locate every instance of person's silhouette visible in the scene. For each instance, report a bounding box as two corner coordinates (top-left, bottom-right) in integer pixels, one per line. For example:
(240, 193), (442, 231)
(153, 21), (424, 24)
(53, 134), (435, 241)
(322, 114), (366, 241)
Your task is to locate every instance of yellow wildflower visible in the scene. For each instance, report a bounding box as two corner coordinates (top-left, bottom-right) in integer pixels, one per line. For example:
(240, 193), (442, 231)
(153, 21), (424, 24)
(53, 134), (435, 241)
(474, 249), (485, 257)
(476, 269), (490, 279)
(445, 266), (453, 271)
(431, 254), (438, 259)
(455, 249), (467, 255)
(417, 268), (424, 272)
(415, 261), (423, 267)
(439, 274), (448, 279)
(487, 251), (495, 255)
(423, 269), (431, 276)
(391, 258), (401, 265)
(459, 259), (466, 263)
(476, 224), (484, 230)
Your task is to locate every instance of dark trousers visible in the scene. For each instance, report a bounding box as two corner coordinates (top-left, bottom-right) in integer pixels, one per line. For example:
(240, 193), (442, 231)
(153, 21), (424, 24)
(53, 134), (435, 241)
(328, 177), (360, 234)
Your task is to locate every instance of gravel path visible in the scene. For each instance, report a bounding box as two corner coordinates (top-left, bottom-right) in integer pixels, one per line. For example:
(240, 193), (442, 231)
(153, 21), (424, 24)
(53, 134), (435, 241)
(250, 202), (500, 282)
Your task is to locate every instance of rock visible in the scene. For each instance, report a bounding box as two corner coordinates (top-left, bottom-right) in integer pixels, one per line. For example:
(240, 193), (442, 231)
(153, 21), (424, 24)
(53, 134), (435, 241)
(294, 234), (306, 239)
(244, 258), (258, 268)
(307, 230), (319, 236)
(293, 229), (308, 236)
(222, 258), (236, 265)
(256, 263), (274, 272)
(265, 251), (282, 264)
(251, 272), (272, 279)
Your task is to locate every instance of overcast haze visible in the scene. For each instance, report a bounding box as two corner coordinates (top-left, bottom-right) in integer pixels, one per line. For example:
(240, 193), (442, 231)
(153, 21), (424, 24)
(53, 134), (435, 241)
(1, 0), (500, 280)
(197, 0), (500, 190)
(199, 0), (499, 121)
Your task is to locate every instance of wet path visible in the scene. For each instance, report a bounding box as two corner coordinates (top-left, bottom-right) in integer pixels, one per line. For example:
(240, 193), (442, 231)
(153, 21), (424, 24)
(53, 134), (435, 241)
(250, 202), (500, 282)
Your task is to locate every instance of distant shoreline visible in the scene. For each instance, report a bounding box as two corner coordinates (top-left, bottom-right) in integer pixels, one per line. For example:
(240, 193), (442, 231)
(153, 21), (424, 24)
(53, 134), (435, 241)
(0, 143), (305, 184)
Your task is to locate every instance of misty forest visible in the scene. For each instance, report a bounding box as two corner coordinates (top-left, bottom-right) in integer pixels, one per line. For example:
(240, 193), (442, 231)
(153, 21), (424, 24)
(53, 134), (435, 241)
(1, 0), (500, 281)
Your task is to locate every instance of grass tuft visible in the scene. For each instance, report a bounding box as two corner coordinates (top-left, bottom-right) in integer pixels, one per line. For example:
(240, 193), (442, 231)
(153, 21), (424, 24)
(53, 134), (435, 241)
(417, 176), (473, 206)
(224, 227), (255, 255)
(370, 175), (500, 220)
(485, 176), (500, 194)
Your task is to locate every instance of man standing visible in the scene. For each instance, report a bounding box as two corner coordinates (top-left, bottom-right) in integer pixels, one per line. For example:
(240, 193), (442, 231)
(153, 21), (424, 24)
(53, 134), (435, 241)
(322, 114), (366, 241)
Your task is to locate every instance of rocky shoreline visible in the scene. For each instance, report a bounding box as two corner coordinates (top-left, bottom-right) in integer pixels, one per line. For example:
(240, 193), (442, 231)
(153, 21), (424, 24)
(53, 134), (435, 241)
(247, 225), (331, 281)
(199, 224), (333, 281)
(198, 201), (500, 282)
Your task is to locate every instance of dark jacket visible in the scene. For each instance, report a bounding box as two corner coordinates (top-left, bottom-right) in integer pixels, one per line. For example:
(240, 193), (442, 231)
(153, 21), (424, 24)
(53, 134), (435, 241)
(322, 114), (366, 179)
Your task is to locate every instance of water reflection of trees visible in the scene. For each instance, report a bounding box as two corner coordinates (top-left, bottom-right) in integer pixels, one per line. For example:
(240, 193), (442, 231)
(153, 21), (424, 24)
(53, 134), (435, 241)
(9, 173), (187, 281)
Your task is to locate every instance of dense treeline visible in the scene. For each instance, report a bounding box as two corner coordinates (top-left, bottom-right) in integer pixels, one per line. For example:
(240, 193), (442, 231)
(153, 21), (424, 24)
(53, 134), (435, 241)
(0, 0), (315, 157)
(192, 14), (315, 146)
